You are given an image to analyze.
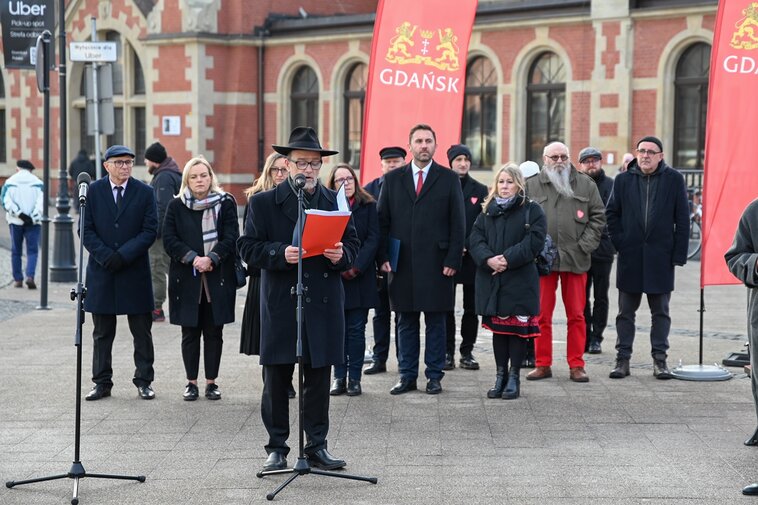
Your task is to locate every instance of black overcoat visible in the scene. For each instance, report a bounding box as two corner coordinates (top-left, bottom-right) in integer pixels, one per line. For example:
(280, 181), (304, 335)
(82, 176), (157, 314)
(162, 195), (240, 327)
(237, 183), (360, 367)
(343, 200), (380, 310)
(469, 198), (546, 317)
(606, 160), (689, 294)
(455, 173), (489, 285)
(377, 161), (466, 312)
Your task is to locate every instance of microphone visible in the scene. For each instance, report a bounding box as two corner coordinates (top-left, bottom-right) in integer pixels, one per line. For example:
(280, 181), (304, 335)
(293, 173), (307, 189)
(77, 172), (91, 204)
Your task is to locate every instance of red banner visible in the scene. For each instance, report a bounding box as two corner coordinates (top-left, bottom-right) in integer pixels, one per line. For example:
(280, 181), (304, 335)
(701, 0), (758, 286)
(359, 0), (478, 185)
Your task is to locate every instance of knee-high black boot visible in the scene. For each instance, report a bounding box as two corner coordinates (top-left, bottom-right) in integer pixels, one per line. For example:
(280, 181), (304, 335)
(745, 426), (758, 446)
(502, 367), (520, 400)
(487, 367), (506, 398)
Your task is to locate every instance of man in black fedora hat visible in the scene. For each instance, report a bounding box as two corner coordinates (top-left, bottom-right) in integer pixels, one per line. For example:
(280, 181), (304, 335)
(238, 126), (360, 472)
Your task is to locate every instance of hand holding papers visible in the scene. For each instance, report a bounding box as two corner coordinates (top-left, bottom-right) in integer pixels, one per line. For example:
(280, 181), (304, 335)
(299, 183), (352, 259)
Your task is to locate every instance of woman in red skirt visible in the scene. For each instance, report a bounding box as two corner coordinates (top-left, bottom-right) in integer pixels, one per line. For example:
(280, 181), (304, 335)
(469, 163), (546, 399)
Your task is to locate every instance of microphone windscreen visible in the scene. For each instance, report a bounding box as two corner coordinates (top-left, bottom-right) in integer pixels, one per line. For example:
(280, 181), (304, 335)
(77, 172), (92, 185)
(294, 174), (307, 188)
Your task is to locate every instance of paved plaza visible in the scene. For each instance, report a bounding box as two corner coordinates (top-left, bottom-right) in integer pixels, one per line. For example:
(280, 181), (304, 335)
(1, 209), (757, 504)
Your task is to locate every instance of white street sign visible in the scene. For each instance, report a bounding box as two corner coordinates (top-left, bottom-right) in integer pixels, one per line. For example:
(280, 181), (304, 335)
(69, 42), (117, 62)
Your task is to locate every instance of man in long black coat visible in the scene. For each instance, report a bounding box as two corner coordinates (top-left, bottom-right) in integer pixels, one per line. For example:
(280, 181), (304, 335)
(238, 127), (359, 472)
(606, 136), (689, 380)
(378, 124), (465, 395)
(81, 145), (158, 401)
(444, 144), (488, 371)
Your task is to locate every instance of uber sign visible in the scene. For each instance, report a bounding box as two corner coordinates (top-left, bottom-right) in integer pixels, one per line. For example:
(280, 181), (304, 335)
(1, 0), (54, 69)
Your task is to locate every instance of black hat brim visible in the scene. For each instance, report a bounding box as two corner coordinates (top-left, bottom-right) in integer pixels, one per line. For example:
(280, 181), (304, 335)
(272, 145), (338, 157)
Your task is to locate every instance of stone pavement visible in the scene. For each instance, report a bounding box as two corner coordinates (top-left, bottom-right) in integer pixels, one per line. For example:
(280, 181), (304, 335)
(1, 207), (758, 504)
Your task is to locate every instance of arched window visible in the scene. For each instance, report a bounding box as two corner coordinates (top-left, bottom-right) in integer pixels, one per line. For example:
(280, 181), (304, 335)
(461, 56), (497, 169)
(343, 63), (367, 168)
(74, 31), (146, 165)
(290, 66), (319, 131)
(526, 52), (566, 163)
(673, 42), (710, 169)
(0, 71), (6, 163)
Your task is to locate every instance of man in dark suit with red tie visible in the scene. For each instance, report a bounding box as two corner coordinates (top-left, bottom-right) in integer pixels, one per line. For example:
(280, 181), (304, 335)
(377, 124), (465, 395)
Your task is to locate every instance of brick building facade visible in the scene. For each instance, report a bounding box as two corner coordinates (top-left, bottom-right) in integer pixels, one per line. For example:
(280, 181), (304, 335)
(0, 0), (717, 199)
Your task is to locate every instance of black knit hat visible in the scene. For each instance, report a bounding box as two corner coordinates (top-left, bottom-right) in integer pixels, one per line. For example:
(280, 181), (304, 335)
(447, 144), (472, 165)
(145, 142), (168, 164)
(17, 160), (35, 171)
(637, 136), (663, 152)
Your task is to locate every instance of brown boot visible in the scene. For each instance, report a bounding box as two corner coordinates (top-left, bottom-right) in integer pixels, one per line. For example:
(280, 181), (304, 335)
(569, 367), (589, 382)
(526, 366), (552, 381)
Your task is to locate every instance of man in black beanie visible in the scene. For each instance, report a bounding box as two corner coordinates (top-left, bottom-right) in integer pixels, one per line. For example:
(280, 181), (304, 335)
(444, 144), (487, 371)
(145, 141), (182, 322)
(606, 136), (689, 380)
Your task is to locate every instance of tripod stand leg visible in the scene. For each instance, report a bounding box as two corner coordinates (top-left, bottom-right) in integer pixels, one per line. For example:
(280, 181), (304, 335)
(310, 468), (378, 484)
(266, 472), (300, 501)
(6, 473), (69, 487)
(87, 473), (146, 482)
(72, 476), (80, 505)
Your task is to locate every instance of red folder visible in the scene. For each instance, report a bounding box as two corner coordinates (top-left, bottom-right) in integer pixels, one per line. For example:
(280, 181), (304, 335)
(300, 209), (351, 258)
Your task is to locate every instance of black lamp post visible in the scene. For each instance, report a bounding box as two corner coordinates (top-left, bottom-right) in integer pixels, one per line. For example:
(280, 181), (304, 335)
(50, 0), (77, 282)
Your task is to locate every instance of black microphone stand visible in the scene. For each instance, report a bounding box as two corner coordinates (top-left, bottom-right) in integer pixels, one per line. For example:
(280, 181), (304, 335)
(256, 178), (377, 500)
(6, 188), (146, 504)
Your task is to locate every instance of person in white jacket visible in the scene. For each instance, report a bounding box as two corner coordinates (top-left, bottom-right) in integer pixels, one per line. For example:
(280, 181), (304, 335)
(1, 160), (44, 288)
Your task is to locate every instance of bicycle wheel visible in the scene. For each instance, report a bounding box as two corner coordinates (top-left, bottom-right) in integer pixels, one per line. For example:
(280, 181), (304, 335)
(687, 218), (702, 260)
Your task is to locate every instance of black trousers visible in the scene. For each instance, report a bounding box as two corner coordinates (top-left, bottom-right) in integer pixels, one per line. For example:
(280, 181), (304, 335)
(446, 283), (478, 356)
(91, 312), (154, 387)
(181, 296), (223, 381)
(261, 363), (330, 456)
(615, 291), (671, 361)
(584, 260), (613, 344)
(371, 273), (398, 363)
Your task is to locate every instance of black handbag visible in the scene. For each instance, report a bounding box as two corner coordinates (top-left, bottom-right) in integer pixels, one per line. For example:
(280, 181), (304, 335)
(524, 201), (557, 276)
(234, 258), (248, 289)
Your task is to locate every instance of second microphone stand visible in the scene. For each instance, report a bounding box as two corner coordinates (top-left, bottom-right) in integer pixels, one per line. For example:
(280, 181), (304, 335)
(256, 179), (377, 500)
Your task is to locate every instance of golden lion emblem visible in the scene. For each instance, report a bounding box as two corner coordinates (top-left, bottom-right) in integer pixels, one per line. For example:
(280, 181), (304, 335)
(386, 22), (417, 62)
(731, 2), (758, 50)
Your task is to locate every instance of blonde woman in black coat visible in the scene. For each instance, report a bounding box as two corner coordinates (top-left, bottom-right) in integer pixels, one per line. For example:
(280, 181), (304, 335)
(163, 156), (240, 401)
(469, 163), (546, 400)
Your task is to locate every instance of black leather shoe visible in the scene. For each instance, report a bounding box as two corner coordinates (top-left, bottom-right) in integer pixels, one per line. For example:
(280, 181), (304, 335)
(306, 448), (346, 470)
(653, 359), (673, 380)
(744, 483), (758, 496)
(364, 361), (386, 375)
(609, 358), (630, 379)
(85, 384), (111, 401)
(588, 340), (602, 354)
(263, 452), (287, 471)
(346, 379), (362, 396)
(390, 378), (417, 395)
(137, 385), (155, 400)
(426, 378), (442, 394)
(459, 354), (480, 370)
(287, 383), (297, 399)
(443, 353), (455, 371)
(746, 427), (758, 446)
(330, 378), (346, 396)
(205, 383), (221, 400)
(183, 382), (199, 401)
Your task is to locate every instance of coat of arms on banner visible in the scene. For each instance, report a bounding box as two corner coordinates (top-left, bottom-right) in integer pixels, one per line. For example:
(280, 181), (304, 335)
(385, 22), (461, 71)
(730, 2), (758, 50)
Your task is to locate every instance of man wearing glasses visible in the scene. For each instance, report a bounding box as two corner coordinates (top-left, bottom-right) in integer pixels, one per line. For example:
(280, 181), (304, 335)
(82, 145), (158, 401)
(606, 136), (689, 380)
(525, 141), (605, 383)
(238, 127), (359, 472)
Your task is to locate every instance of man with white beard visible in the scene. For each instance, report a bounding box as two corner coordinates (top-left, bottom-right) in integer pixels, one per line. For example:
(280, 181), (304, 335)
(525, 142), (606, 383)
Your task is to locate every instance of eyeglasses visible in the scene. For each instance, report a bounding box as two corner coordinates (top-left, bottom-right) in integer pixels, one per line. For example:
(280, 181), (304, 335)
(334, 176), (354, 185)
(108, 159), (134, 168)
(636, 148), (661, 156)
(546, 154), (569, 162)
(289, 159), (322, 170)
(271, 167), (288, 174)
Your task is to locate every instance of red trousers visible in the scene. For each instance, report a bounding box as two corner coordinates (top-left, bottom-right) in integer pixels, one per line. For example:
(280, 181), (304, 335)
(535, 271), (587, 368)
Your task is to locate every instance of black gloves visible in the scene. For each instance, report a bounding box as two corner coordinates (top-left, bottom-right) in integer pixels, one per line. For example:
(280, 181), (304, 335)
(103, 252), (125, 272)
(18, 213), (34, 226)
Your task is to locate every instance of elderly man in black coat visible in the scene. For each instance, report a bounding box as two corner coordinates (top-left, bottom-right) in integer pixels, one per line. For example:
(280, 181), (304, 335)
(606, 136), (689, 380)
(81, 145), (158, 401)
(238, 127), (360, 473)
(378, 124), (466, 395)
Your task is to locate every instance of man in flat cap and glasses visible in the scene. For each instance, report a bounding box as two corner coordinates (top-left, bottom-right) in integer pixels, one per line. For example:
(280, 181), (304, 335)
(576, 147), (615, 355)
(606, 136), (689, 380)
(81, 145), (158, 401)
(364, 146), (406, 375)
(238, 126), (360, 472)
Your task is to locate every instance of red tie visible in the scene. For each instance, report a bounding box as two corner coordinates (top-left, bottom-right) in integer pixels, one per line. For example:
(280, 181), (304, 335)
(415, 171), (424, 196)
